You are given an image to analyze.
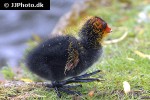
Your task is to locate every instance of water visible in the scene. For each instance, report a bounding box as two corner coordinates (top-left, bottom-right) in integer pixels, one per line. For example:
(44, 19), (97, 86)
(0, 0), (80, 67)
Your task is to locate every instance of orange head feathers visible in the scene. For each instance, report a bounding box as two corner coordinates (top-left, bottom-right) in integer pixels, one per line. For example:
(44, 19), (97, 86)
(80, 16), (112, 40)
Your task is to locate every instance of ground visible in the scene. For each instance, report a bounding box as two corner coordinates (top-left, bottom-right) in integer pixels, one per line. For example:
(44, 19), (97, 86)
(0, 0), (150, 100)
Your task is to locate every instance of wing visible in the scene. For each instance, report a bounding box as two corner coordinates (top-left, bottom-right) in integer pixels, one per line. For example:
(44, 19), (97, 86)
(64, 41), (80, 75)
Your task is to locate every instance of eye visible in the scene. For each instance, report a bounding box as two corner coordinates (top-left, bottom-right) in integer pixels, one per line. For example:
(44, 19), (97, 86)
(102, 22), (107, 29)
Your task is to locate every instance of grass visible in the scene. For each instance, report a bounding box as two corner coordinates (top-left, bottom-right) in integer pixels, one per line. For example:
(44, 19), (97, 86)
(0, 0), (150, 99)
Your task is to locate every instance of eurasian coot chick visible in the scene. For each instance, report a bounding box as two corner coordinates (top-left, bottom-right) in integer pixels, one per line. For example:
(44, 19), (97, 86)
(26, 16), (112, 97)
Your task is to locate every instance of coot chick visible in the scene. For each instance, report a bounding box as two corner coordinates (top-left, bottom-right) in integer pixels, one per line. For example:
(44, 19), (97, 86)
(26, 16), (112, 97)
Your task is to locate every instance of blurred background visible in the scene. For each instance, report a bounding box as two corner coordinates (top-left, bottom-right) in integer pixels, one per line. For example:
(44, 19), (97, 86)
(0, 0), (150, 99)
(0, 0), (149, 69)
(0, 0), (150, 69)
(0, 0), (80, 68)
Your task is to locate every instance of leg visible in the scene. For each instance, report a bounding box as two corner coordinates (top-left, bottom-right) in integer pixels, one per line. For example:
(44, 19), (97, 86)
(70, 70), (101, 79)
(45, 70), (101, 98)
(60, 70), (101, 85)
(54, 87), (61, 98)
(59, 88), (82, 96)
(63, 84), (82, 88)
(46, 82), (82, 98)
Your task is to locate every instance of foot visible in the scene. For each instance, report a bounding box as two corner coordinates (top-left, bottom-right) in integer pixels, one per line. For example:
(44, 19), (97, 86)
(45, 70), (101, 98)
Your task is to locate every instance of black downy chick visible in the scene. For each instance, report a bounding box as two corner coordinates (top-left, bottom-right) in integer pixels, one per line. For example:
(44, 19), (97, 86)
(26, 16), (112, 97)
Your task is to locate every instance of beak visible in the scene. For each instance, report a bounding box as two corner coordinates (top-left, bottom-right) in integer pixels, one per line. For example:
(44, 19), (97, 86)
(105, 25), (112, 33)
